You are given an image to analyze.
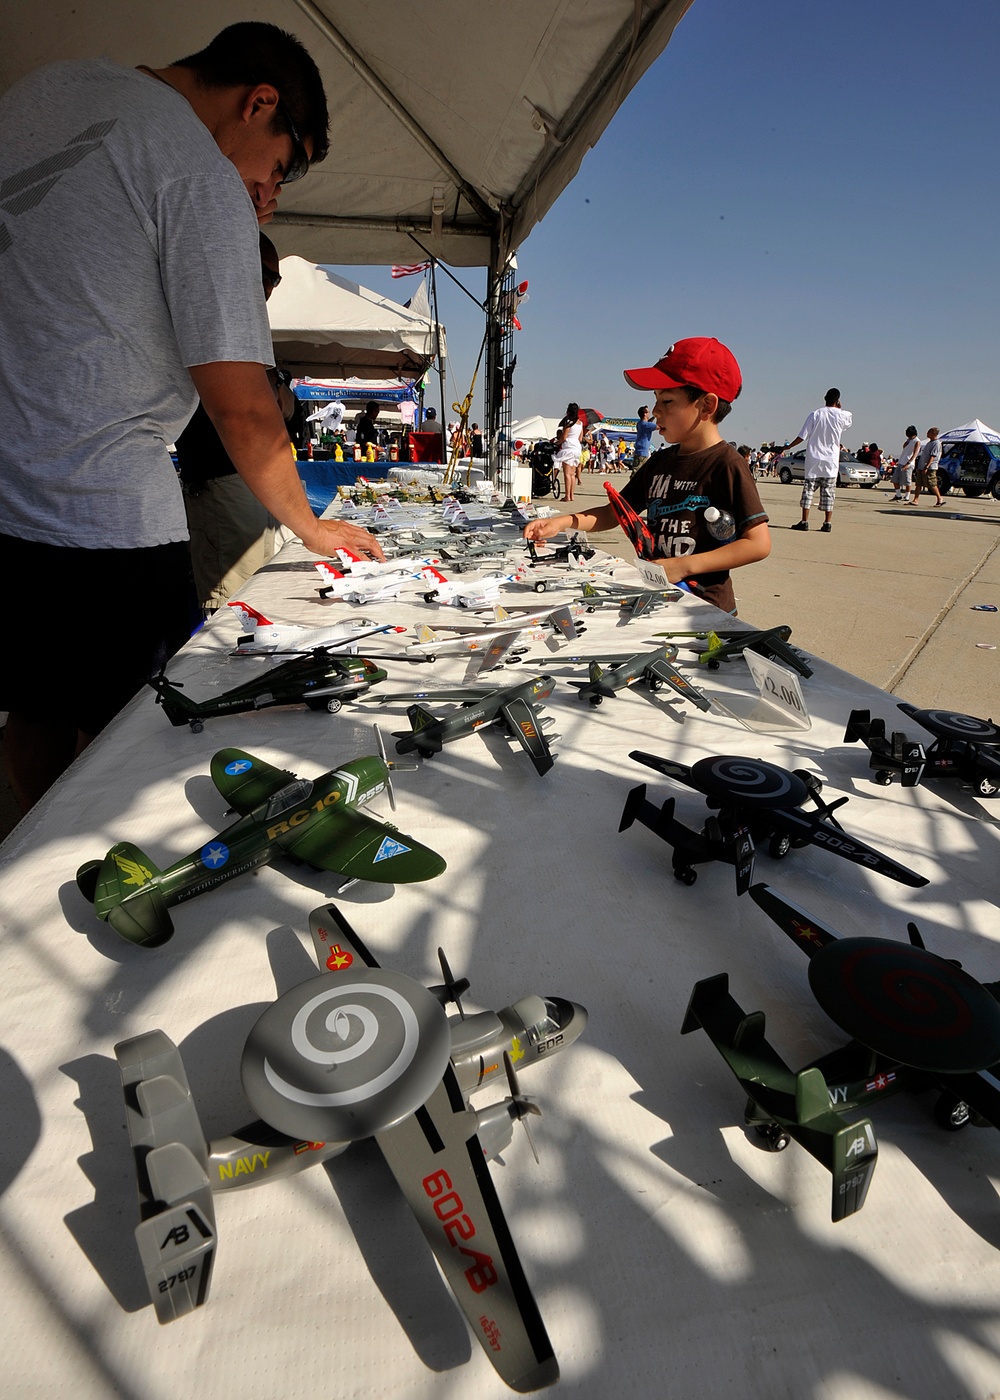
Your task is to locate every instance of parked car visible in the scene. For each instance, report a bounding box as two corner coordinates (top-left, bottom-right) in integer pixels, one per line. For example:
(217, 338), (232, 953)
(937, 443), (1000, 499)
(775, 451), (878, 488)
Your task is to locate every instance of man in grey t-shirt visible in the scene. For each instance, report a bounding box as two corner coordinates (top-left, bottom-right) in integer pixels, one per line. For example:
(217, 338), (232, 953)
(0, 23), (384, 810)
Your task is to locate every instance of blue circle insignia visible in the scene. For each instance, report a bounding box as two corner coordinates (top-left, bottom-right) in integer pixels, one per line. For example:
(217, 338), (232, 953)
(201, 842), (230, 869)
(225, 759), (253, 775)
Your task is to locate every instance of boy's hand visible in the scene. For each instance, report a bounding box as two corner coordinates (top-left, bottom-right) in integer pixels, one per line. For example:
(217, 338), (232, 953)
(654, 557), (693, 584)
(522, 517), (563, 542)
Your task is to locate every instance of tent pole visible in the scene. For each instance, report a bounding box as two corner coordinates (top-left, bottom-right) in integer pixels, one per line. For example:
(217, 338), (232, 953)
(431, 261), (446, 453)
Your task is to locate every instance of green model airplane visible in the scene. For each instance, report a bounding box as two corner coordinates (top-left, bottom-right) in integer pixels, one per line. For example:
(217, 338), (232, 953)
(653, 624), (813, 678)
(76, 731), (445, 947)
(563, 645), (712, 711)
(387, 674), (558, 776)
(152, 650), (389, 732)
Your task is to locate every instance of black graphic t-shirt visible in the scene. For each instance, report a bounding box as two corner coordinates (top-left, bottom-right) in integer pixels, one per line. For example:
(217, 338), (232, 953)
(620, 442), (768, 612)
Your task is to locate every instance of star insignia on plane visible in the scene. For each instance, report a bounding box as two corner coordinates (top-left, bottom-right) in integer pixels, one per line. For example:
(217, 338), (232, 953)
(791, 919), (822, 946)
(326, 944), (354, 971)
(224, 759), (253, 775)
(201, 843), (230, 869)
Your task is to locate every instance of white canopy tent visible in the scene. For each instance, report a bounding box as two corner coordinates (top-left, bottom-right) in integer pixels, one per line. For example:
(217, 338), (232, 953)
(510, 414), (561, 444)
(940, 419), (1000, 444)
(267, 257), (444, 380)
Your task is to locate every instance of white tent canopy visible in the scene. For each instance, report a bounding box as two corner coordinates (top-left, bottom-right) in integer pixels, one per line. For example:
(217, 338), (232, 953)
(940, 419), (1000, 444)
(267, 257), (443, 379)
(510, 414), (561, 444)
(0, 0), (695, 267)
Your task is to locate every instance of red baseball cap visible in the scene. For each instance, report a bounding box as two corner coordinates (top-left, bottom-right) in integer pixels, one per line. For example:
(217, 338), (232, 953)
(624, 337), (742, 402)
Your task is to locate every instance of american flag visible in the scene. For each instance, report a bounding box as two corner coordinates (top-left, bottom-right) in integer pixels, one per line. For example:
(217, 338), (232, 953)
(391, 261), (432, 278)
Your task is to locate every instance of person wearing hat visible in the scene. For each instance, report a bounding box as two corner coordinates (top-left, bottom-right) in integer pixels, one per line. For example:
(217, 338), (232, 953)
(523, 337), (770, 613)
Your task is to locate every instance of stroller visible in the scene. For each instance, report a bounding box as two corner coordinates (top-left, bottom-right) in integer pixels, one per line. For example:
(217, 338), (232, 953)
(528, 438), (560, 499)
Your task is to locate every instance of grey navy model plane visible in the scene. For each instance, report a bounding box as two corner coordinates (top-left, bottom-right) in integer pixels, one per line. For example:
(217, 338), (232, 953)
(578, 581), (682, 621)
(76, 731), (445, 947)
(151, 652), (388, 731)
(683, 882), (1000, 1222)
(619, 751), (928, 891)
(115, 903), (587, 1390)
(845, 705), (1000, 799)
(563, 645), (711, 711)
(390, 675), (558, 776)
(653, 625), (813, 679)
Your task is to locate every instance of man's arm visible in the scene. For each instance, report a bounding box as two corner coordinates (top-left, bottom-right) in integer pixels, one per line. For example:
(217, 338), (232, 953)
(190, 362), (384, 560)
(783, 436), (804, 452)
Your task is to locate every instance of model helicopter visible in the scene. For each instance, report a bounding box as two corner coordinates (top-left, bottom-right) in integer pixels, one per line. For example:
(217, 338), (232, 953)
(151, 651), (389, 732)
(619, 750), (928, 890)
(524, 535), (596, 567)
(76, 731), (445, 947)
(115, 903), (586, 1390)
(562, 645), (711, 712)
(683, 882), (1000, 1222)
(388, 675), (558, 776)
(845, 705), (1000, 798)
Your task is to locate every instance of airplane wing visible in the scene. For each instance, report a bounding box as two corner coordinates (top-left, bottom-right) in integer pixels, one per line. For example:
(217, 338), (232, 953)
(545, 605), (582, 641)
(644, 657), (712, 712)
(628, 750), (693, 785)
(475, 631), (521, 674)
(375, 1066), (558, 1392)
(280, 806), (447, 884)
(770, 808), (929, 887)
(748, 883), (840, 960)
(210, 749), (297, 815)
(500, 697), (554, 776)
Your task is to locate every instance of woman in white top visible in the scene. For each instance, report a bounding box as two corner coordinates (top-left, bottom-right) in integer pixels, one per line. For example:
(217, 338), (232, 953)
(893, 426), (921, 501)
(553, 401), (584, 503)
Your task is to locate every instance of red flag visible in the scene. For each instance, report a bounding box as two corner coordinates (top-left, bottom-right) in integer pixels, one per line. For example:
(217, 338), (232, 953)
(391, 261), (432, 278)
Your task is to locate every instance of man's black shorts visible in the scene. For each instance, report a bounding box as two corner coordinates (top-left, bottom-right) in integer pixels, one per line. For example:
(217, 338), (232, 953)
(0, 534), (193, 734)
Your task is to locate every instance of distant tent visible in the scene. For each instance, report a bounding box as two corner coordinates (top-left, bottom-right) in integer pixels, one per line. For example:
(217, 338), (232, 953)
(940, 419), (1000, 444)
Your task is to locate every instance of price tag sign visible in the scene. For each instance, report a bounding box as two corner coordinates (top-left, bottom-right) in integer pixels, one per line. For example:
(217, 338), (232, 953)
(743, 650), (812, 730)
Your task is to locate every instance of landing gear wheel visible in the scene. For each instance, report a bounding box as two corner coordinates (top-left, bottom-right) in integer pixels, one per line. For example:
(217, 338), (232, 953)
(976, 774), (999, 797)
(325, 697), (343, 714)
(754, 1122), (790, 1152)
(708, 660), (720, 671)
(423, 592), (437, 603)
(934, 1092), (971, 1131)
(589, 695), (603, 706)
(768, 833), (792, 859)
(875, 770), (893, 786)
(76, 861), (101, 903)
(189, 719), (204, 734)
(534, 581), (547, 593)
(647, 678), (662, 692)
(675, 867), (697, 886)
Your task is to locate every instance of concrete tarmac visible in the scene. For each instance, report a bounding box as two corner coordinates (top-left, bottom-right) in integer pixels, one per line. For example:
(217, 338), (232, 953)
(555, 469), (1000, 718)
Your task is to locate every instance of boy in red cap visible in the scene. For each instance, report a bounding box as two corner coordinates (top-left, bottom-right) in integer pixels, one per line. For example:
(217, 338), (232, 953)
(523, 337), (770, 612)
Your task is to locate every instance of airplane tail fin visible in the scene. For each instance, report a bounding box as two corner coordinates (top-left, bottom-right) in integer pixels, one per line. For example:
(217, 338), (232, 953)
(226, 599), (271, 629)
(313, 561), (345, 580)
(420, 565), (449, 584)
(400, 704), (443, 755)
(618, 784), (676, 837)
(843, 707), (877, 744)
(414, 624), (439, 645)
(408, 703), (439, 734)
(494, 604), (510, 623)
(84, 842), (175, 947)
(336, 547), (363, 565)
(116, 1032), (216, 1321)
(790, 1068), (878, 1222)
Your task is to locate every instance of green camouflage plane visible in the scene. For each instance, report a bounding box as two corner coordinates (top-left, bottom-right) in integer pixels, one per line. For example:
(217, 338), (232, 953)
(76, 734), (445, 947)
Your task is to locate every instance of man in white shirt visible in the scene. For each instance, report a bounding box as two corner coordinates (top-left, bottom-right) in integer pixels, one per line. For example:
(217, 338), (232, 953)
(785, 388), (854, 534)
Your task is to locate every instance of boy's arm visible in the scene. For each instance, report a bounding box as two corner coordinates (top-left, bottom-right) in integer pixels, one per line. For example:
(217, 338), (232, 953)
(653, 521), (771, 585)
(522, 503), (618, 541)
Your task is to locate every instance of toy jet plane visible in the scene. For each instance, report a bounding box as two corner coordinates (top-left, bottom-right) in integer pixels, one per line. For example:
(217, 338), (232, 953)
(114, 903), (586, 1389)
(404, 623), (535, 672)
(76, 733), (445, 947)
(151, 652), (388, 731)
(563, 646), (712, 712)
(315, 561), (425, 604)
(845, 705), (1000, 798)
(578, 581), (681, 621)
(653, 625), (813, 679)
(226, 601), (400, 657)
(420, 566), (524, 608)
(683, 882), (1000, 1221)
(390, 675), (558, 776)
(619, 750), (928, 890)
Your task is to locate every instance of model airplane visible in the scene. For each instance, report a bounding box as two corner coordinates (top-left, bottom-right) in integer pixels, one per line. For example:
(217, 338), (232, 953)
(76, 732), (445, 946)
(845, 705), (1000, 798)
(420, 566), (524, 608)
(683, 882), (1000, 1221)
(150, 651), (388, 731)
(404, 623), (536, 671)
(619, 750), (928, 890)
(390, 675), (558, 776)
(564, 646), (712, 712)
(226, 601), (400, 657)
(578, 581), (681, 621)
(655, 625), (813, 679)
(315, 561), (425, 604)
(330, 545), (442, 576)
(115, 903), (586, 1389)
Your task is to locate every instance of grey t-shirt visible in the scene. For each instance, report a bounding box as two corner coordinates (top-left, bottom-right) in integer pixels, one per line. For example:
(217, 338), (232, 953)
(0, 60), (274, 548)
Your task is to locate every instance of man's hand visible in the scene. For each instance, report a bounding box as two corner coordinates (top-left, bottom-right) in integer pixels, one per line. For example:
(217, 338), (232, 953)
(299, 519), (385, 561)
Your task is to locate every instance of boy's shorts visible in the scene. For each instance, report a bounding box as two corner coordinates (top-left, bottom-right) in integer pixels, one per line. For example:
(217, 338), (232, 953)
(0, 534), (193, 734)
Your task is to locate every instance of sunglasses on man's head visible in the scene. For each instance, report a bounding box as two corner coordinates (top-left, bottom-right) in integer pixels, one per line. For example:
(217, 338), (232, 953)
(275, 98), (310, 184)
(262, 267), (282, 289)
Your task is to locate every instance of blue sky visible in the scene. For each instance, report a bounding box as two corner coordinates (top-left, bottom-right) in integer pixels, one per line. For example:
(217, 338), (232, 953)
(336, 0), (1000, 453)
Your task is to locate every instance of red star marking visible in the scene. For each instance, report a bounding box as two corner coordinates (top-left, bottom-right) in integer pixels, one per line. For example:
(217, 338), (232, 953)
(791, 919), (822, 946)
(326, 944), (353, 971)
